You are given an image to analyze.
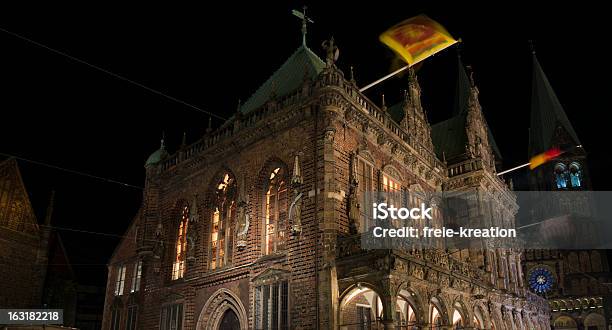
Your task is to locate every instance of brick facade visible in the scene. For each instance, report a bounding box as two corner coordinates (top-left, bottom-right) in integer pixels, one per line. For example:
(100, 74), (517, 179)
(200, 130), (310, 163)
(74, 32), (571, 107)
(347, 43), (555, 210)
(102, 42), (550, 330)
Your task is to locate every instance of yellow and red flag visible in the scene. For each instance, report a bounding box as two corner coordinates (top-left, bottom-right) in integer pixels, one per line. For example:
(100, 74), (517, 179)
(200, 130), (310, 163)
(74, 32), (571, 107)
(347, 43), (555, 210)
(529, 147), (564, 169)
(379, 15), (458, 66)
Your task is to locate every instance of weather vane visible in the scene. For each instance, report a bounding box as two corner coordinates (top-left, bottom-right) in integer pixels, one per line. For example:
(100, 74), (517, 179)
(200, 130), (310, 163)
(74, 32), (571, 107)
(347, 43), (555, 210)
(292, 6), (314, 46)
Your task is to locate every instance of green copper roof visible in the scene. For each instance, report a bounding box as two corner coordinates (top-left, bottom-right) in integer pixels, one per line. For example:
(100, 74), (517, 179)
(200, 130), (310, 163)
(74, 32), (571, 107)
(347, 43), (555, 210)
(431, 113), (468, 160)
(145, 146), (168, 166)
(529, 54), (581, 156)
(239, 45), (326, 114)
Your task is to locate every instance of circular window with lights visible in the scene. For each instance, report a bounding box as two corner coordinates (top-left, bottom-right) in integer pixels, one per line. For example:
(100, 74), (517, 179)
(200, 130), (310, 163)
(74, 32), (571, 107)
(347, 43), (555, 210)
(528, 267), (555, 294)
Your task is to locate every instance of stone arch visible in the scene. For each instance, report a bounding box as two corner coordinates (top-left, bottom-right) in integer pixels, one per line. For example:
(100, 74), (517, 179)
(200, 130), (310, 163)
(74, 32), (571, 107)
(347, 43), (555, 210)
(472, 302), (489, 330)
(451, 299), (470, 327)
(584, 313), (606, 330)
(553, 315), (578, 330)
(339, 283), (384, 329)
(356, 149), (376, 166)
(196, 288), (247, 330)
(429, 296), (450, 327)
(382, 164), (404, 183)
(397, 287), (425, 327)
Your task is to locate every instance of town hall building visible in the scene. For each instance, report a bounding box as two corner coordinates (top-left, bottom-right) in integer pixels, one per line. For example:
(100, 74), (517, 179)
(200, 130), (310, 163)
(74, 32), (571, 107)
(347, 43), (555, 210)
(101, 23), (553, 329)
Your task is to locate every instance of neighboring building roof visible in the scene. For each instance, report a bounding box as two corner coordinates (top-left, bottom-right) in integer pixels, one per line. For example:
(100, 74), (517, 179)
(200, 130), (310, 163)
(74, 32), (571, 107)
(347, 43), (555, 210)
(239, 45), (326, 114)
(529, 54), (581, 156)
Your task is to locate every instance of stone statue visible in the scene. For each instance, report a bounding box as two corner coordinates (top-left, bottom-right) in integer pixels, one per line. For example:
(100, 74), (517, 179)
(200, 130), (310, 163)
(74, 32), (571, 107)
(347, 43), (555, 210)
(290, 192), (303, 237)
(321, 37), (339, 67)
(290, 154), (304, 237)
(348, 152), (361, 233)
(236, 200), (249, 249)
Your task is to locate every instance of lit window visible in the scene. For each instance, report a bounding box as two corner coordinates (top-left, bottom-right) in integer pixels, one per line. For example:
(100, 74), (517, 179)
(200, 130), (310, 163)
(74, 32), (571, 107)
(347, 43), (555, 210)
(254, 281), (289, 329)
(569, 162), (582, 188)
(210, 173), (236, 270)
(114, 265), (126, 296)
(554, 163), (569, 189)
(130, 260), (142, 293)
(264, 167), (287, 254)
(382, 174), (401, 207)
(172, 206), (189, 280)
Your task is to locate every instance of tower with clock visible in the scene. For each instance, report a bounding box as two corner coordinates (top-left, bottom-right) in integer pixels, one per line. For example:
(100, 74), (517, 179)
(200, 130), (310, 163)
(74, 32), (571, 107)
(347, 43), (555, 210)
(522, 49), (611, 330)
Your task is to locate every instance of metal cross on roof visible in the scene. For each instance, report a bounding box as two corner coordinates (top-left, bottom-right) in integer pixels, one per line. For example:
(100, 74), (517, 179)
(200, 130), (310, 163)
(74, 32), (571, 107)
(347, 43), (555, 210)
(292, 6), (314, 46)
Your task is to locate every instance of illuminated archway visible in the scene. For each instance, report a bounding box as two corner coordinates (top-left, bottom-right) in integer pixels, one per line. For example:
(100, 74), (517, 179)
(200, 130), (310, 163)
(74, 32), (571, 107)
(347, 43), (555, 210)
(553, 315), (577, 330)
(396, 289), (420, 328)
(584, 313), (605, 330)
(339, 284), (383, 330)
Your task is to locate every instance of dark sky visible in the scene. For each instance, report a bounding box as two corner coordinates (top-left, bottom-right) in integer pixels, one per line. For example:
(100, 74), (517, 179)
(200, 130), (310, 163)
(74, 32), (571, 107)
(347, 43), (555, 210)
(1, 2), (609, 285)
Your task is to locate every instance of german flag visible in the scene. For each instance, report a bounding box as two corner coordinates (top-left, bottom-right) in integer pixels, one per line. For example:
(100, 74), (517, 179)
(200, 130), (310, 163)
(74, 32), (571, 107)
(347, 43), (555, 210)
(379, 15), (457, 66)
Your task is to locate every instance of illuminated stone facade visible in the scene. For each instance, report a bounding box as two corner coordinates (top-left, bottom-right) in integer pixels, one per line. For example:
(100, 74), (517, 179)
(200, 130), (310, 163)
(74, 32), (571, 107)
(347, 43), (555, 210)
(102, 40), (550, 329)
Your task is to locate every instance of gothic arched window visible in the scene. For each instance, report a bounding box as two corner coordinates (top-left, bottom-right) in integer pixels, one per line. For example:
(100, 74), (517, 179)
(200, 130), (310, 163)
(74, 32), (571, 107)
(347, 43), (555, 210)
(264, 167), (288, 254)
(172, 205), (189, 280)
(356, 155), (374, 231)
(210, 173), (236, 270)
(554, 163), (569, 189)
(569, 162), (582, 188)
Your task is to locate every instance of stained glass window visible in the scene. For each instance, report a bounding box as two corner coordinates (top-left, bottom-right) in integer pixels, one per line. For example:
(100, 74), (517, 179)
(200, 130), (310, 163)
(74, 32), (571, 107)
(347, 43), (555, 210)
(172, 206), (189, 280)
(264, 167), (287, 254)
(210, 173), (236, 270)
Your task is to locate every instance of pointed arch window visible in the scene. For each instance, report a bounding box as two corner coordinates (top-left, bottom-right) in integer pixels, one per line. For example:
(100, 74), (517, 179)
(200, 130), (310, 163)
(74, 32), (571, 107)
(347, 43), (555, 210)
(264, 167), (288, 254)
(382, 172), (402, 207)
(554, 163), (569, 189)
(172, 205), (189, 280)
(210, 173), (236, 270)
(356, 156), (374, 231)
(569, 162), (582, 188)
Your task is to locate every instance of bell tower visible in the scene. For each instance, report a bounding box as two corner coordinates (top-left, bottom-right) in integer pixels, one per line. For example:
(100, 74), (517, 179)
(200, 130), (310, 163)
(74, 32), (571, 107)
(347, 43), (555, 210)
(528, 52), (589, 191)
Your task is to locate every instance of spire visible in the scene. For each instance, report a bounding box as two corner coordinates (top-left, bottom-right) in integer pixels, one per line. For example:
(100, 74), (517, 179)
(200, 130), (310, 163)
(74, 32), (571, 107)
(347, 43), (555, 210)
(292, 6), (314, 46)
(44, 190), (55, 226)
(160, 131), (166, 151)
(181, 132), (187, 148)
(381, 93), (387, 111)
(291, 154), (303, 185)
(453, 54), (471, 115)
(529, 52), (581, 156)
(206, 117), (212, 133)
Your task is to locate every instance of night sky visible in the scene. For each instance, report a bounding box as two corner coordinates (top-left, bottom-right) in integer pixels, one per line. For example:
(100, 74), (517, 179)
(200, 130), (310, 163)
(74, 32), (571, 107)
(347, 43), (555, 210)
(1, 3), (609, 286)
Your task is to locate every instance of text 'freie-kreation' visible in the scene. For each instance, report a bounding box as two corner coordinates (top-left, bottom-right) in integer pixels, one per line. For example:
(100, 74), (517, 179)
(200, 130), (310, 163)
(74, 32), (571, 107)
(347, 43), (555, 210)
(370, 203), (517, 238)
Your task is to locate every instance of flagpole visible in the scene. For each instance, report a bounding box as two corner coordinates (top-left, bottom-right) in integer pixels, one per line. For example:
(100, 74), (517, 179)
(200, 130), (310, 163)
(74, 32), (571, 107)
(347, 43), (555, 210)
(359, 65), (410, 92)
(496, 162), (530, 176)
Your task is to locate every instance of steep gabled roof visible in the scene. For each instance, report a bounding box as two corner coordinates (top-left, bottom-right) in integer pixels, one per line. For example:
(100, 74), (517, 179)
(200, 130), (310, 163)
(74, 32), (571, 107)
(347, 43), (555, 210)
(239, 45), (325, 114)
(529, 54), (581, 156)
(430, 58), (502, 161)
(431, 113), (468, 160)
(0, 158), (39, 235)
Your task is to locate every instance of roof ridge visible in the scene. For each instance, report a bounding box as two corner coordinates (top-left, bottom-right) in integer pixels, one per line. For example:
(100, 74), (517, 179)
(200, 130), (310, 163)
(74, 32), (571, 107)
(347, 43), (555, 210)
(239, 45), (325, 114)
